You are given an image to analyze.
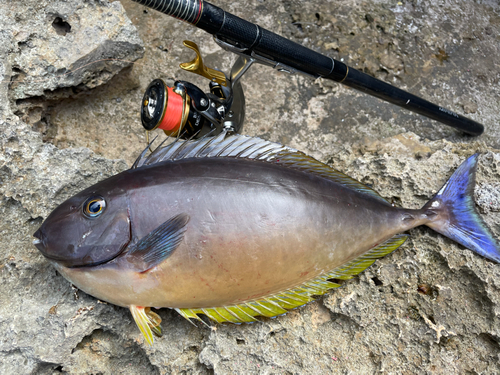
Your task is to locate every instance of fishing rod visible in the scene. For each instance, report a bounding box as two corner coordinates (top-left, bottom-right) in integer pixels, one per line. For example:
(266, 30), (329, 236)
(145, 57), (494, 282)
(133, 0), (485, 139)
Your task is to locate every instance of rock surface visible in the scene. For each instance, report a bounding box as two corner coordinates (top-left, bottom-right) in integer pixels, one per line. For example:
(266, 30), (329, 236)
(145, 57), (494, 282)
(4, 0), (144, 142)
(1, 0), (499, 374)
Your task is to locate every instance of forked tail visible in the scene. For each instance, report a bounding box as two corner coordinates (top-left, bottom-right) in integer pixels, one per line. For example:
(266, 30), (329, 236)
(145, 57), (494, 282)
(424, 154), (500, 263)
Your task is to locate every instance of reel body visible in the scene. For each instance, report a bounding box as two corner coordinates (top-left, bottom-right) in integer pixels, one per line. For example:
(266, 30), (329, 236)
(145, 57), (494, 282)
(141, 41), (247, 139)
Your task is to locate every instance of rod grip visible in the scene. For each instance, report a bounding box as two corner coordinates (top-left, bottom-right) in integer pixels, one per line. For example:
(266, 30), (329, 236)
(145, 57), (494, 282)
(131, 0), (203, 24)
(217, 12), (336, 77)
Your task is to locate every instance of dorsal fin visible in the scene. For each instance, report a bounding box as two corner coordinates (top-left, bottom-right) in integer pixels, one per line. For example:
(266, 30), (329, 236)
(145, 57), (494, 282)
(270, 150), (389, 203)
(175, 234), (408, 324)
(132, 132), (290, 169)
(132, 132), (388, 203)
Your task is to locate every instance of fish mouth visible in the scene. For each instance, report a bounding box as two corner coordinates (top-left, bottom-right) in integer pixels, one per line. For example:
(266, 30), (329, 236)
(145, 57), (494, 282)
(33, 230), (71, 264)
(33, 228), (47, 253)
(32, 229), (70, 262)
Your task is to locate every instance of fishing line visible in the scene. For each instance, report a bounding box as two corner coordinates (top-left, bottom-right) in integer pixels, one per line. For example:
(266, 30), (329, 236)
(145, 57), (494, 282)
(157, 86), (183, 132)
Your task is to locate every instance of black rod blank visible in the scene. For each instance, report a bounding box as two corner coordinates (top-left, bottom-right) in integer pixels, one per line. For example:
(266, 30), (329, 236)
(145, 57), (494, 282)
(341, 68), (483, 135)
(131, 0), (484, 136)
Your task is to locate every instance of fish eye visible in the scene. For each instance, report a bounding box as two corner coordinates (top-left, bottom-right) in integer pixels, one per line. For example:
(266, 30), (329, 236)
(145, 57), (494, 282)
(83, 196), (106, 219)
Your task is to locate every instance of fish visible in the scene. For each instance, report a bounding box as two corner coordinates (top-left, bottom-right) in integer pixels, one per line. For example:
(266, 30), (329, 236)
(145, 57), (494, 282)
(32, 132), (500, 345)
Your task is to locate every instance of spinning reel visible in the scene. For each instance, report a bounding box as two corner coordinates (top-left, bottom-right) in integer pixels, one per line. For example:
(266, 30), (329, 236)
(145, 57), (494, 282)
(141, 40), (251, 139)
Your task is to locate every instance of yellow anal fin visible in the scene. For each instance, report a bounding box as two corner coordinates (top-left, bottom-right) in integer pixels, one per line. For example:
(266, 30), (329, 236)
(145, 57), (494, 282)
(129, 305), (162, 345)
(176, 234), (408, 325)
(175, 307), (203, 322)
(325, 234), (408, 280)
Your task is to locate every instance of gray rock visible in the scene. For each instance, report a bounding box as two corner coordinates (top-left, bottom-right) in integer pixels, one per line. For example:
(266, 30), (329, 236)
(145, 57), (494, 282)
(3, 0), (144, 137)
(1, 0), (499, 374)
(7, 0), (143, 100)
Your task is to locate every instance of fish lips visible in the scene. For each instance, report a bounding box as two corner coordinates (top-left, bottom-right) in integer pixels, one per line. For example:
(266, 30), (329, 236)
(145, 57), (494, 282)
(33, 228), (47, 253)
(33, 227), (65, 262)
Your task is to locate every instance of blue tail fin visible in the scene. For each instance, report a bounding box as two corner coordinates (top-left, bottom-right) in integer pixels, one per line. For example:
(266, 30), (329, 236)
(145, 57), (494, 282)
(424, 154), (500, 263)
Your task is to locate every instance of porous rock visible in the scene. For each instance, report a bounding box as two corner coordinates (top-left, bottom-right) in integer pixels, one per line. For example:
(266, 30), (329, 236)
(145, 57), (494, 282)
(3, 0), (144, 138)
(1, 0), (500, 374)
(7, 0), (143, 101)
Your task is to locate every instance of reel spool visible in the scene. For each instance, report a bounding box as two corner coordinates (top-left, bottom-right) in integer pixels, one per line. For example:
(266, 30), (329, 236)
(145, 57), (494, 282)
(141, 79), (208, 139)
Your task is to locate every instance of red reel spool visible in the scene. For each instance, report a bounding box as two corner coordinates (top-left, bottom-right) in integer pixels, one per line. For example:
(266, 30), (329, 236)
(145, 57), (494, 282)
(157, 86), (184, 133)
(141, 79), (189, 136)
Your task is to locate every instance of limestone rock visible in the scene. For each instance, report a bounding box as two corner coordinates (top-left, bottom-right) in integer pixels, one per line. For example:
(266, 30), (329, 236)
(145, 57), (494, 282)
(1, 0), (499, 374)
(6, 0), (144, 101)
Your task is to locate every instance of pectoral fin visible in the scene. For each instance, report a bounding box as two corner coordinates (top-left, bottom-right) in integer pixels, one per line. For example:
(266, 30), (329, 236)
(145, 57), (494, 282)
(125, 213), (190, 272)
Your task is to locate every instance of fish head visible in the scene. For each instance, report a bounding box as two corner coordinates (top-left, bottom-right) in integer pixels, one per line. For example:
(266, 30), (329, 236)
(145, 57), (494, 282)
(33, 188), (131, 268)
